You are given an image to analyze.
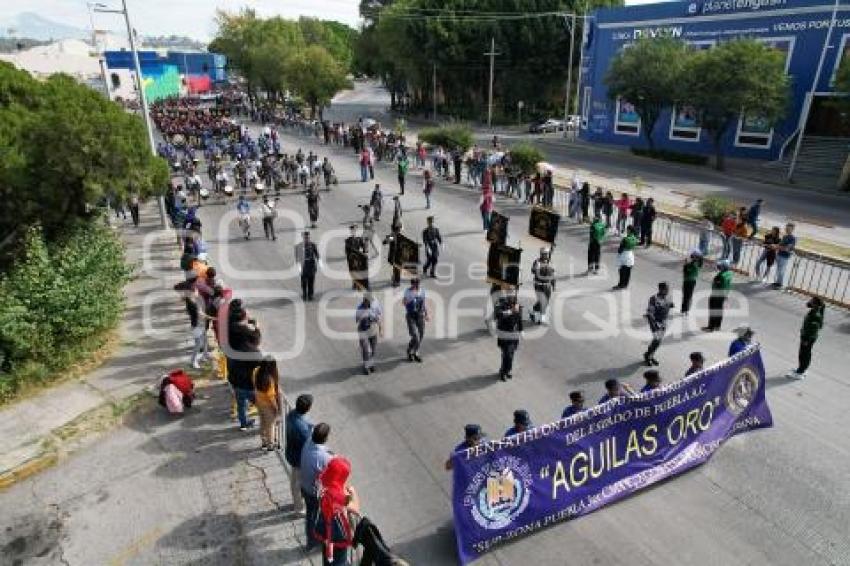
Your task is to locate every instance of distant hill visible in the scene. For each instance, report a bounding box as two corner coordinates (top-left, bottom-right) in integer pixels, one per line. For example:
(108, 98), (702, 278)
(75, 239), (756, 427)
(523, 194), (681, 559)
(0, 12), (89, 42)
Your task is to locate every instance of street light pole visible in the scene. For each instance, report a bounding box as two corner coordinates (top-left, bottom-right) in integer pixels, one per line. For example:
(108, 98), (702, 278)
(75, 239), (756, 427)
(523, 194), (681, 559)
(788, 0), (839, 182)
(485, 37), (501, 129)
(563, 14), (576, 138)
(574, 8), (588, 135)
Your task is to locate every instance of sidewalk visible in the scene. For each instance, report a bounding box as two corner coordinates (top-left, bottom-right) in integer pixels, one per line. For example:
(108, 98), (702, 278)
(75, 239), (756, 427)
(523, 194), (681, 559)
(0, 204), (186, 487)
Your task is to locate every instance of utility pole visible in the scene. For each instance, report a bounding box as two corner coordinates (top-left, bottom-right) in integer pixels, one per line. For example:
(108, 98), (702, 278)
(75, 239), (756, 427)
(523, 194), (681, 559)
(563, 13), (576, 138)
(485, 37), (501, 128)
(788, 0), (839, 182)
(432, 62), (437, 122)
(574, 8), (588, 135)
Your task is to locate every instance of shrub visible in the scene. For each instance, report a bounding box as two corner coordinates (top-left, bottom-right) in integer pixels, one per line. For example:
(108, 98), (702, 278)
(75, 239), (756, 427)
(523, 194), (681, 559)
(418, 124), (474, 151)
(631, 147), (709, 166)
(0, 221), (129, 402)
(699, 195), (737, 225)
(509, 143), (546, 175)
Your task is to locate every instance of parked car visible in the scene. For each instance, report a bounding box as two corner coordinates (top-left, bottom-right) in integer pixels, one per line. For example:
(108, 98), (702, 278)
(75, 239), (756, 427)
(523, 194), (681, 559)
(529, 118), (564, 133)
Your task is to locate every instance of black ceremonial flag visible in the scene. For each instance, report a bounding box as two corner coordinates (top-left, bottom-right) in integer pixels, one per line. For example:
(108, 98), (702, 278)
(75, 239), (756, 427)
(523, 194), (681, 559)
(390, 232), (420, 273)
(486, 243), (522, 288)
(487, 211), (509, 245)
(529, 207), (560, 243)
(347, 248), (370, 290)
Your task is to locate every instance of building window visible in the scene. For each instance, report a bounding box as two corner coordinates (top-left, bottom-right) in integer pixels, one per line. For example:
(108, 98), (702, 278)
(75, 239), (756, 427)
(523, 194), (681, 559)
(110, 73), (121, 89)
(614, 97), (640, 136)
(669, 104), (700, 142)
(735, 37), (794, 149)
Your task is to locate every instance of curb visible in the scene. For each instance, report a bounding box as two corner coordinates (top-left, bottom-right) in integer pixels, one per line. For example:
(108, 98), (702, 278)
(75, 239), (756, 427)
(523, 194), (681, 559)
(0, 451), (58, 490)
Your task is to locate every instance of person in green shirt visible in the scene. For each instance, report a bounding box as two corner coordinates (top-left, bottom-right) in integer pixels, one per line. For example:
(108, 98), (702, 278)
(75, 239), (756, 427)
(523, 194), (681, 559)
(587, 215), (607, 274)
(613, 226), (638, 290)
(681, 250), (703, 315)
(787, 297), (825, 380)
(397, 153), (409, 195)
(703, 259), (732, 332)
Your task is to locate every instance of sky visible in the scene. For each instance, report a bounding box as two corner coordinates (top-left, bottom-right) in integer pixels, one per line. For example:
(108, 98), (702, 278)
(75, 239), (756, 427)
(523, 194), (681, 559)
(0, 0), (668, 42)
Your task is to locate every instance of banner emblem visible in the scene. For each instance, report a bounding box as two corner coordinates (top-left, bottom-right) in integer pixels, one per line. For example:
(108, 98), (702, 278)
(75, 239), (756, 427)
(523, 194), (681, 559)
(725, 366), (759, 415)
(465, 455), (533, 531)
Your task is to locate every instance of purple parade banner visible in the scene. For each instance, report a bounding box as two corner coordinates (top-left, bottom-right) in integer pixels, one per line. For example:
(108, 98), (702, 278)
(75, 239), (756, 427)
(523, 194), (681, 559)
(450, 347), (773, 564)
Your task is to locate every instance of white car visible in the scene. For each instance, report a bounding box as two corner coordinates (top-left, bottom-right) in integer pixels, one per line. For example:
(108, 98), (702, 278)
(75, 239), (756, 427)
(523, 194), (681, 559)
(529, 119), (564, 134)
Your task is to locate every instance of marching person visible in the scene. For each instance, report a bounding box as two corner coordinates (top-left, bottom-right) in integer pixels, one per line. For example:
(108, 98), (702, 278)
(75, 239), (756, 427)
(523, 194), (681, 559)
(391, 195), (403, 232)
(598, 378), (635, 404)
(345, 225), (369, 290)
(397, 151), (409, 195)
(531, 248), (556, 324)
(305, 182), (320, 229)
(356, 293), (383, 375)
(561, 391), (585, 419)
(295, 231), (321, 301)
(787, 297), (825, 380)
(612, 226), (638, 291)
(445, 424), (486, 470)
(644, 282), (675, 366)
(261, 196), (276, 241)
(728, 326), (755, 356)
(321, 157), (335, 189)
(504, 409), (533, 437)
(641, 370), (662, 392)
(386, 226), (403, 287)
(685, 351), (705, 376)
(403, 277), (428, 362)
(422, 216), (443, 278)
(423, 169), (435, 209)
(369, 183), (383, 222)
(681, 250), (703, 316)
(588, 214), (607, 274)
(495, 294), (523, 381)
(703, 260), (733, 332)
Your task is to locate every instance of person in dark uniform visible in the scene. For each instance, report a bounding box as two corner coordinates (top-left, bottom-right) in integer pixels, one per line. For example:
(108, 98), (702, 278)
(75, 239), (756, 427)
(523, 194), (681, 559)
(641, 198), (657, 247)
(495, 295), (523, 381)
(445, 424), (486, 470)
(504, 409), (533, 437)
(345, 225), (368, 290)
(561, 391), (585, 419)
(681, 250), (703, 316)
(422, 216), (443, 278)
(703, 260), (733, 332)
(530, 248), (555, 324)
(403, 277), (428, 362)
(644, 282), (675, 366)
(787, 297), (825, 380)
(385, 226), (402, 287)
(295, 231), (320, 301)
(452, 149), (463, 184)
(305, 182), (320, 228)
(391, 195), (403, 232)
(369, 184), (383, 222)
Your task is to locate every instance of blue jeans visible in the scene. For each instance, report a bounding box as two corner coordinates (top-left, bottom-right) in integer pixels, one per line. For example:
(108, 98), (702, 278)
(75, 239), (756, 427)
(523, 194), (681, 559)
(360, 164), (368, 182)
(302, 489), (320, 549)
(481, 210), (491, 231)
(775, 255), (791, 287)
(233, 387), (255, 427)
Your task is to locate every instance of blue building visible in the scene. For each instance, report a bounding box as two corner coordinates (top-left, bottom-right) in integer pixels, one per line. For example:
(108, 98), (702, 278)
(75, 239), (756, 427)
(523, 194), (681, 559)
(103, 50), (226, 102)
(578, 0), (850, 161)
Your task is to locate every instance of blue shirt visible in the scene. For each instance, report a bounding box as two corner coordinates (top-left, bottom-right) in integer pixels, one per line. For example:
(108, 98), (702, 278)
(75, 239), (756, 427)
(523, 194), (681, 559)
(641, 384), (660, 393)
(504, 425), (531, 438)
(561, 405), (583, 419)
(778, 234), (796, 258)
(299, 438), (332, 497)
(284, 410), (313, 468)
(237, 201), (250, 214)
(403, 288), (426, 316)
(728, 339), (749, 357)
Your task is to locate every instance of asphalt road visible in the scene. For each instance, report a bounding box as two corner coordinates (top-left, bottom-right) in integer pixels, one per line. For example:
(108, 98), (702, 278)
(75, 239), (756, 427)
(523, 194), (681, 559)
(3, 93), (850, 566)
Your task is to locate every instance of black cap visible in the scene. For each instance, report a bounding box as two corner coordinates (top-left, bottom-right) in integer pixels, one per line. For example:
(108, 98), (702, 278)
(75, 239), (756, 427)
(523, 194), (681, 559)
(569, 390), (584, 402)
(644, 370), (661, 383)
(513, 410), (531, 426)
(464, 424), (482, 439)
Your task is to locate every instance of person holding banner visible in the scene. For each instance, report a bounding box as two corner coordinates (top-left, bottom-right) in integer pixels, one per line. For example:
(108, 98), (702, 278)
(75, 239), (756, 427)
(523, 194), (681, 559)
(495, 296), (523, 381)
(445, 424), (486, 471)
(588, 215), (607, 274)
(561, 391), (585, 419)
(599, 378), (635, 403)
(644, 282), (675, 367)
(403, 278), (429, 363)
(504, 409), (533, 437)
(685, 352), (705, 376)
(422, 216), (443, 278)
(641, 370), (663, 392)
(613, 226), (638, 291)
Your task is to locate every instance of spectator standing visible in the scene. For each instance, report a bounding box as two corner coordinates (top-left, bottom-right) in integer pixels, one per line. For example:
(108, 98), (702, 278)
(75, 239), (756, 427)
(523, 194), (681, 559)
(720, 213), (736, 260)
(253, 356), (281, 451)
(301, 423), (333, 550)
(787, 297), (825, 380)
(316, 456), (361, 566)
(755, 226), (780, 282)
(641, 198), (657, 247)
(746, 199), (763, 238)
(731, 216), (749, 265)
(773, 223), (797, 289)
(285, 394), (314, 517)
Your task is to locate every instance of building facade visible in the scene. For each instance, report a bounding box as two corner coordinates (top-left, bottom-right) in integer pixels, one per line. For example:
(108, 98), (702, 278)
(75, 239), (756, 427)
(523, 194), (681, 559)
(103, 50), (226, 102)
(578, 0), (850, 160)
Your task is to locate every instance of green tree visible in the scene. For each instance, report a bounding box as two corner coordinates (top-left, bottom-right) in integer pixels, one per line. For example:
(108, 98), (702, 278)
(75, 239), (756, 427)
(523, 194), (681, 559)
(285, 46), (352, 118)
(418, 124), (474, 151)
(509, 143), (546, 175)
(604, 37), (689, 151)
(0, 63), (168, 243)
(683, 39), (789, 170)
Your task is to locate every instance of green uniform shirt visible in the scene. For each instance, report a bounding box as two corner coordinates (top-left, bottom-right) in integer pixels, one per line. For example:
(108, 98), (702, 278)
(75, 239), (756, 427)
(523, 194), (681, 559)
(800, 307), (824, 342)
(683, 258), (702, 282)
(620, 234), (638, 252)
(590, 221), (607, 244)
(398, 159), (409, 177)
(712, 270), (733, 291)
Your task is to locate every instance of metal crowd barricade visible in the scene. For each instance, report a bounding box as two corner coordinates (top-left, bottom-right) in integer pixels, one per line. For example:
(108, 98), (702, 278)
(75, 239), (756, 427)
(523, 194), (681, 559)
(652, 214), (850, 308)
